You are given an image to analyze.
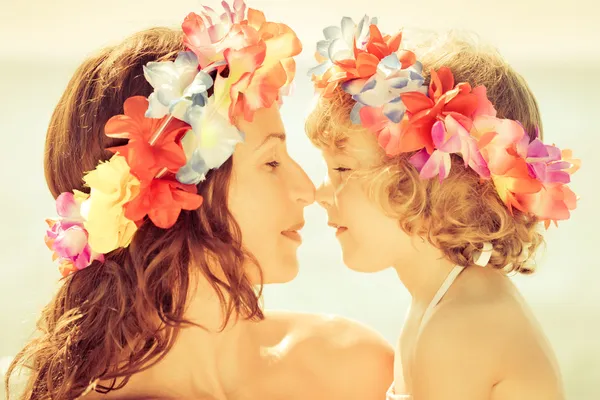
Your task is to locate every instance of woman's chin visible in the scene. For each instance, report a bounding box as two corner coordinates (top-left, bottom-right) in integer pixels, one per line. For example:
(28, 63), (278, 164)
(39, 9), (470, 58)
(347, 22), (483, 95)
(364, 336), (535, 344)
(262, 258), (300, 284)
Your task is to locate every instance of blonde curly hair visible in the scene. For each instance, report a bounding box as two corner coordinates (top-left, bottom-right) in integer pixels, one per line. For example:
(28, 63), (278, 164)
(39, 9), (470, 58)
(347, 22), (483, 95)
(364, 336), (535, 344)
(306, 31), (544, 274)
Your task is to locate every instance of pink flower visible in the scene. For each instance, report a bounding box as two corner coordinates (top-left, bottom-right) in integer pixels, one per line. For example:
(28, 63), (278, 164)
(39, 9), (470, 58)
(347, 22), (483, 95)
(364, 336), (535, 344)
(182, 0), (252, 68)
(409, 115), (489, 182)
(45, 192), (104, 276)
(472, 116), (525, 175)
(472, 116), (580, 226)
(183, 2), (301, 122)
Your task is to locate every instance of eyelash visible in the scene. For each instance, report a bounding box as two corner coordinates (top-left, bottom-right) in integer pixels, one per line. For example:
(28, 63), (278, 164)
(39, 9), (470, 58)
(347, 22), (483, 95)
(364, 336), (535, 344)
(266, 161), (280, 169)
(333, 167), (351, 173)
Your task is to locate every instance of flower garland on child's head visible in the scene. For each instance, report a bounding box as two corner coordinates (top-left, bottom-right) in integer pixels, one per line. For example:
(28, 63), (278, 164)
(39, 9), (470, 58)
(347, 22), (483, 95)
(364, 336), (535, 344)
(310, 16), (580, 229)
(45, 0), (301, 276)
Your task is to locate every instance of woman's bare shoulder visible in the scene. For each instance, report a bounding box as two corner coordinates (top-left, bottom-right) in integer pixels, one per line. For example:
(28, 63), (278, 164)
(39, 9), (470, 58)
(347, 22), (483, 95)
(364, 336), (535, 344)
(263, 310), (394, 399)
(264, 310), (392, 351)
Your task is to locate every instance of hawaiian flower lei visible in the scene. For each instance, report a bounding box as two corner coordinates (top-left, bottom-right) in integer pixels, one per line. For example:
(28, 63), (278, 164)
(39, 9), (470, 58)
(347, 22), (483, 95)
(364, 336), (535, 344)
(310, 16), (580, 229)
(45, 0), (301, 276)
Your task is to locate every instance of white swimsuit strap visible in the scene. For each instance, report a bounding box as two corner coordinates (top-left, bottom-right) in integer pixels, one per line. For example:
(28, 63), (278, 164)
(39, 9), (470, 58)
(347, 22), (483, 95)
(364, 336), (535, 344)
(391, 266), (466, 398)
(416, 265), (465, 339)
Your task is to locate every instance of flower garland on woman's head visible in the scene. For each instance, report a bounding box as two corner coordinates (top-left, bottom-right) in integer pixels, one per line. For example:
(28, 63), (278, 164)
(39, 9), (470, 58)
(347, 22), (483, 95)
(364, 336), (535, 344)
(310, 16), (580, 229)
(45, 0), (301, 276)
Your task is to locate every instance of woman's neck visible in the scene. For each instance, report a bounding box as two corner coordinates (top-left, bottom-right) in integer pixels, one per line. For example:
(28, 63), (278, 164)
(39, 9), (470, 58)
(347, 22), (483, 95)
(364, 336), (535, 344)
(159, 277), (257, 398)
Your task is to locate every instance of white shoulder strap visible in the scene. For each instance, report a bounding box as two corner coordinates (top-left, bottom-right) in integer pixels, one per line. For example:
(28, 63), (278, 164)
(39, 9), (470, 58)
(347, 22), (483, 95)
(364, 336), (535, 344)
(416, 265), (465, 339)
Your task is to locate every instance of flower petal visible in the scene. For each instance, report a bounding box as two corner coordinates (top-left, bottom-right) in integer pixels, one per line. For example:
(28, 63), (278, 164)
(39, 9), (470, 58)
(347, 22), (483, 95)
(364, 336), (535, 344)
(176, 149), (209, 185)
(146, 92), (170, 119)
(472, 85), (497, 117)
(340, 17), (356, 48)
(308, 60), (332, 78)
(82, 155), (140, 254)
(183, 70), (214, 98)
(328, 37), (353, 61)
(350, 102), (364, 124)
(55, 192), (81, 220)
(382, 97), (405, 123)
(420, 150), (451, 181)
(341, 78), (368, 95)
(186, 98), (244, 170)
(323, 25), (342, 40)
(409, 149), (430, 172)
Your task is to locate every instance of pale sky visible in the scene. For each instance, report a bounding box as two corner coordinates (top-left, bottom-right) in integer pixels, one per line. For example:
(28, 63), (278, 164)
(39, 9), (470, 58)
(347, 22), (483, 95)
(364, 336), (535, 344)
(2, 0), (599, 63)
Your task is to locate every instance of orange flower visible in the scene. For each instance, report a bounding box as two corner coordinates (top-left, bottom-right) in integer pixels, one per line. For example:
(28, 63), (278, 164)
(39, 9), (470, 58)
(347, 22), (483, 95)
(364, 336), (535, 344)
(362, 25), (405, 61)
(359, 106), (426, 155)
(105, 96), (190, 182)
(226, 10), (301, 121)
(517, 184), (577, 228)
(491, 159), (543, 215)
(124, 179), (203, 229)
(311, 23), (415, 97)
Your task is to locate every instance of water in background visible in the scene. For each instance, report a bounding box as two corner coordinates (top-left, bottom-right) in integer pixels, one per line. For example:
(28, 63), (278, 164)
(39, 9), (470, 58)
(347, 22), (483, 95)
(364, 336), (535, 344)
(1, 59), (598, 399)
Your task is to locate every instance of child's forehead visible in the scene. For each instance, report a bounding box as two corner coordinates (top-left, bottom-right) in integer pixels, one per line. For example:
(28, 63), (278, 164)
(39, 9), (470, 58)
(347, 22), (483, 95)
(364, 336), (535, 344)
(343, 130), (383, 157)
(321, 132), (384, 166)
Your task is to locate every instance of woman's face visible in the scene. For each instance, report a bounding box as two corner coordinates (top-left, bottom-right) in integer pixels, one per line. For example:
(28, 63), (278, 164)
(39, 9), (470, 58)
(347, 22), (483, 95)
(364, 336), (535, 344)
(315, 130), (414, 273)
(229, 105), (315, 284)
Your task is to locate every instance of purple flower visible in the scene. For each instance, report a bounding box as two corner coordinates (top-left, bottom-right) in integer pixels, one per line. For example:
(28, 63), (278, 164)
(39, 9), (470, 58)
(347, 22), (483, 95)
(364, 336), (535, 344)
(516, 131), (570, 185)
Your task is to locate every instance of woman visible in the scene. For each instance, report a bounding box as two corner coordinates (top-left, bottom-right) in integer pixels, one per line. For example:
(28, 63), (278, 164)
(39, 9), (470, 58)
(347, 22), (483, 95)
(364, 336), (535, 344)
(307, 16), (579, 400)
(5, 3), (393, 399)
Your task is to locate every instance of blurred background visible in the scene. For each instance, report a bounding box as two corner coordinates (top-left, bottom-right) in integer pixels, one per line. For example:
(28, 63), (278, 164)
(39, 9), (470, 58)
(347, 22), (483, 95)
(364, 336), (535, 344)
(1, 0), (598, 399)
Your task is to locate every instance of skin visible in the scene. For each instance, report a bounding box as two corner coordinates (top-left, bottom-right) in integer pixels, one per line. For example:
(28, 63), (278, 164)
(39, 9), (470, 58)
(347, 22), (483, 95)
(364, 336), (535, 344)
(316, 128), (565, 400)
(85, 105), (394, 400)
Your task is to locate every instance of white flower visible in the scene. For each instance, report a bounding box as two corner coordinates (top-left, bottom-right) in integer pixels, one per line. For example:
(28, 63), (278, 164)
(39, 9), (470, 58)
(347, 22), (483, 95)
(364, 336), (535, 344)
(144, 51), (213, 123)
(176, 97), (244, 184)
(308, 15), (377, 77)
(343, 56), (426, 123)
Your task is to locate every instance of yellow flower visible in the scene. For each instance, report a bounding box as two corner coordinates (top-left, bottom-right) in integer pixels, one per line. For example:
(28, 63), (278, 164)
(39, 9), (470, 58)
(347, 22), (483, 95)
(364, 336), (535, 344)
(80, 154), (140, 254)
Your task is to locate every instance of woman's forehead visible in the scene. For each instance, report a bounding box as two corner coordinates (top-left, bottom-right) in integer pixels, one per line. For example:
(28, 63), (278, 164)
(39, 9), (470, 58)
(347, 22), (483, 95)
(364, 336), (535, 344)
(237, 106), (285, 146)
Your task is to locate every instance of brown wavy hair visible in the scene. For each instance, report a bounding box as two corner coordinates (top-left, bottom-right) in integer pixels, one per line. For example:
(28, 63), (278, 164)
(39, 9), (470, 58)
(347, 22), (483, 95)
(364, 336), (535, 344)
(5, 27), (263, 399)
(306, 31), (544, 274)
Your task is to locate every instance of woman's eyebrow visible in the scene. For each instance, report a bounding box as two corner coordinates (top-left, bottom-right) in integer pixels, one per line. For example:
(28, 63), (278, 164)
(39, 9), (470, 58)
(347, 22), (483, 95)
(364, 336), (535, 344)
(254, 132), (286, 151)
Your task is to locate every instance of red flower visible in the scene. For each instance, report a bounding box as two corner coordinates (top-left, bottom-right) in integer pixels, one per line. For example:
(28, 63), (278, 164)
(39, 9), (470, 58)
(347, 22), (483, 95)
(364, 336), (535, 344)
(104, 96), (190, 182)
(124, 179), (203, 229)
(400, 67), (496, 153)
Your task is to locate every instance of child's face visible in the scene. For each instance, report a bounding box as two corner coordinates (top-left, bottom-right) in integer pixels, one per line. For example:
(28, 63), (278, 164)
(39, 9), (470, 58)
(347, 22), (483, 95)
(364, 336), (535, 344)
(315, 129), (415, 273)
